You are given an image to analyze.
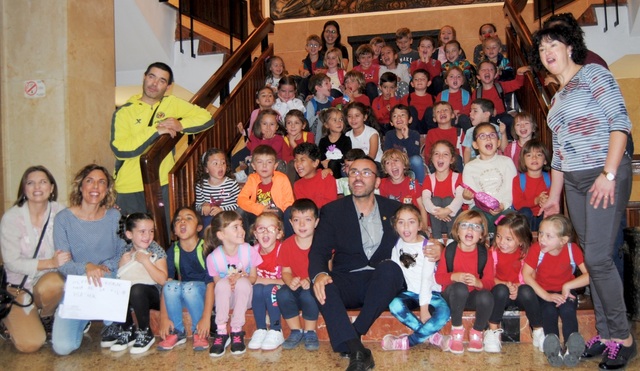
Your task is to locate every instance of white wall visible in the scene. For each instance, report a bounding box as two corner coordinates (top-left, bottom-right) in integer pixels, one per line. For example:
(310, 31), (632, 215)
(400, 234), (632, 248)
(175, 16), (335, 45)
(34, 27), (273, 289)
(583, 5), (640, 65)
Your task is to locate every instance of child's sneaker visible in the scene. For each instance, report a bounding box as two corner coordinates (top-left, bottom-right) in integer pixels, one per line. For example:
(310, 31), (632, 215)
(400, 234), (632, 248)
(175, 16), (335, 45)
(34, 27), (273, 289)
(192, 334), (209, 351)
(209, 333), (230, 357)
(381, 334), (410, 350)
(230, 331), (246, 355)
(598, 338), (638, 370)
(110, 326), (134, 352)
(543, 333), (564, 367)
(581, 334), (606, 359)
(428, 332), (451, 352)
(100, 323), (122, 348)
(449, 326), (465, 354)
(282, 329), (304, 350)
(532, 328), (545, 353)
(130, 328), (155, 354)
(468, 328), (484, 352)
(157, 330), (187, 351)
(483, 329), (503, 353)
(563, 332), (584, 367)
(248, 329), (267, 350)
(261, 329), (284, 351)
(303, 331), (319, 351)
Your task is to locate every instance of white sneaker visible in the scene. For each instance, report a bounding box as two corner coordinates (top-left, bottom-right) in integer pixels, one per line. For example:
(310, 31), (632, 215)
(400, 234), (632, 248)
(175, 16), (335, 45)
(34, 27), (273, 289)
(261, 329), (284, 351)
(532, 328), (545, 352)
(483, 329), (503, 353)
(248, 329), (267, 350)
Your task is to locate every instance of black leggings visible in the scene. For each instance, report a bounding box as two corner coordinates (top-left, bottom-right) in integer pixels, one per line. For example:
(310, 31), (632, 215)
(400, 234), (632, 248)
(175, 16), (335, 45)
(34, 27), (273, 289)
(489, 284), (542, 327)
(442, 282), (493, 331)
(126, 284), (161, 333)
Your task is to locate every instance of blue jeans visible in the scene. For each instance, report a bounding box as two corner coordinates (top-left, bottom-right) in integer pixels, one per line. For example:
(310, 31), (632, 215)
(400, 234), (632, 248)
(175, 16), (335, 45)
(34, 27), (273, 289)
(409, 155), (426, 185)
(518, 207), (543, 232)
(163, 280), (206, 334)
(252, 283), (282, 331)
(51, 311), (90, 355)
(276, 285), (319, 321)
(389, 291), (450, 347)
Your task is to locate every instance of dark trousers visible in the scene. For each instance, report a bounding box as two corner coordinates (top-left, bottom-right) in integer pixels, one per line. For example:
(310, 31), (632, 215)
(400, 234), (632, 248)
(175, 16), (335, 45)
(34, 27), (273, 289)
(252, 284), (282, 331)
(313, 260), (404, 352)
(489, 284), (542, 327)
(539, 291), (578, 343)
(442, 282), (493, 331)
(126, 284), (161, 333)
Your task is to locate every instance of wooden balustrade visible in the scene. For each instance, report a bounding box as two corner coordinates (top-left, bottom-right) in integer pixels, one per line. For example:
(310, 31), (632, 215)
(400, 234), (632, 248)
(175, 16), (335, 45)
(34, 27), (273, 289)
(140, 18), (274, 248)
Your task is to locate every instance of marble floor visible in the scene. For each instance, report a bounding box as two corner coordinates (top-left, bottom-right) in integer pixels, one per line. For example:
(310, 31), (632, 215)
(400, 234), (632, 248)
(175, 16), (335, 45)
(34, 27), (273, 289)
(2, 322), (639, 371)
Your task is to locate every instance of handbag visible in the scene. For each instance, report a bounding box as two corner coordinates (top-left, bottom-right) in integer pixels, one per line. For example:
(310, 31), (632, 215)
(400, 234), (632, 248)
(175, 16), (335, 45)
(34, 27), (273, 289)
(461, 183), (500, 213)
(116, 250), (158, 285)
(0, 210), (51, 320)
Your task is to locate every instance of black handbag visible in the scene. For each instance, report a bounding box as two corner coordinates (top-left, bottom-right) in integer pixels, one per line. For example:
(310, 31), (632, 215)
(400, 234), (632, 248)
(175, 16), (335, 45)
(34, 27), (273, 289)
(0, 210), (50, 320)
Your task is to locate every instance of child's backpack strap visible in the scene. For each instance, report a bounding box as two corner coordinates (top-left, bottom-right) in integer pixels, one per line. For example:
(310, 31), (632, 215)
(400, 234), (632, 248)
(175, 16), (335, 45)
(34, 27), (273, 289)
(445, 241), (487, 279)
(519, 173), (526, 192)
(542, 171), (551, 188)
(441, 90), (450, 102)
(537, 242), (576, 273)
(509, 143), (517, 158)
(173, 239), (206, 279)
(461, 89), (470, 106)
(494, 82), (505, 102)
(475, 87), (483, 99)
(451, 172), (459, 195)
(456, 126), (463, 155)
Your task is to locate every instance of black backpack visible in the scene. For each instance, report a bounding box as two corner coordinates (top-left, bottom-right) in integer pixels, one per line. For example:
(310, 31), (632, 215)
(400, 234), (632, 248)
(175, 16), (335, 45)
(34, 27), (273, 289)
(444, 241), (488, 279)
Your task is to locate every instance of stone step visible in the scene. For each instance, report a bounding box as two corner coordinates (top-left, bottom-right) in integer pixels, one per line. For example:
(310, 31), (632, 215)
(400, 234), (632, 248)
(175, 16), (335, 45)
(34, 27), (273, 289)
(149, 308), (596, 343)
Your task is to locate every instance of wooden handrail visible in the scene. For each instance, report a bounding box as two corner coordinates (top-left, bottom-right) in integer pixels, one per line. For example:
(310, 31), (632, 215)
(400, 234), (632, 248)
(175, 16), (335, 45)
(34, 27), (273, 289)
(140, 17), (275, 248)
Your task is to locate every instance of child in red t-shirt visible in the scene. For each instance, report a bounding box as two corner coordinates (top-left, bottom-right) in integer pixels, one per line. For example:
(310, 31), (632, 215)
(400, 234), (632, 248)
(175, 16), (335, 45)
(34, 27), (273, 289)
(434, 210), (494, 354)
(424, 101), (464, 167)
(276, 199), (320, 351)
(512, 140), (551, 232)
(487, 214), (542, 353)
(522, 214), (589, 367)
(378, 149), (428, 232)
(293, 143), (337, 210)
(247, 213), (285, 351)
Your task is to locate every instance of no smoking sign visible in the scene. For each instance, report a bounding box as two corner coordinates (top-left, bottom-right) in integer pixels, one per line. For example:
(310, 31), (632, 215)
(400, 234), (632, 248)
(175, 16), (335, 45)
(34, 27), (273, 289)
(24, 80), (46, 98)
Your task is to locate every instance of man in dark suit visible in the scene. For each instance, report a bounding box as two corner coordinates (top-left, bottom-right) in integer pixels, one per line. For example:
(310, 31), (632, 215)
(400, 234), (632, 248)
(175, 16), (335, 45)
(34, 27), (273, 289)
(309, 157), (439, 371)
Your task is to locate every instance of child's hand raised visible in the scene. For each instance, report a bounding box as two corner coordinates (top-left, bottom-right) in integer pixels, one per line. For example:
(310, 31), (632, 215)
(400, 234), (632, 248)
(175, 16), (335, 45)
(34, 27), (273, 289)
(516, 66), (532, 75)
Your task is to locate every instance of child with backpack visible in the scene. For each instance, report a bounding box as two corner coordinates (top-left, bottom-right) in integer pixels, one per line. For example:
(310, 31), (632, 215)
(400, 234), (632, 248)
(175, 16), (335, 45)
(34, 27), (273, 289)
(522, 214), (589, 367)
(485, 214), (543, 353)
(422, 140), (464, 238)
(504, 112), (537, 169)
(512, 140), (551, 232)
(435, 210), (495, 354)
(157, 207), (214, 352)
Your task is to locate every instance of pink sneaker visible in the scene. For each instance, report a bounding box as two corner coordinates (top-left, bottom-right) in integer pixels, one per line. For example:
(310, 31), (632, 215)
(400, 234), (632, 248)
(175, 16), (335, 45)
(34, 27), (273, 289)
(193, 334), (209, 351)
(381, 334), (410, 350)
(468, 328), (484, 352)
(429, 332), (452, 352)
(449, 327), (465, 354)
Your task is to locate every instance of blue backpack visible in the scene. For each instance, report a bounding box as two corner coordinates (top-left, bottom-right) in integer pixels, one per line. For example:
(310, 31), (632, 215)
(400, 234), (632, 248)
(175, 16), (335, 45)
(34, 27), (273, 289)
(519, 172), (551, 191)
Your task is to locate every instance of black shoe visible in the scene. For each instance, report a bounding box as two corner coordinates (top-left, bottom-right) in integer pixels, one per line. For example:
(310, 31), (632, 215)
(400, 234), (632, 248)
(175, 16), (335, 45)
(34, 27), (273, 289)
(209, 333), (230, 358)
(100, 323), (122, 348)
(346, 348), (374, 371)
(598, 339), (638, 370)
(130, 328), (155, 354)
(582, 335), (607, 359)
(40, 316), (54, 339)
(230, 331), (246, 355)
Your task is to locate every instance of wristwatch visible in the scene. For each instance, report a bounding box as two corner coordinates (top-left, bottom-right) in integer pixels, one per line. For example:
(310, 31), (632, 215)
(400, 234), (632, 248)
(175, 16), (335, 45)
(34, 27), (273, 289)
(602, 170), (616, 181)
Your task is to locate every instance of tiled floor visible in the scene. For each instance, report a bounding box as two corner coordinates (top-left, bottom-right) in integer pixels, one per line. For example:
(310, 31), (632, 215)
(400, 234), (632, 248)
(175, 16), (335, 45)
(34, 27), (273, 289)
(2, 322), (639, 370)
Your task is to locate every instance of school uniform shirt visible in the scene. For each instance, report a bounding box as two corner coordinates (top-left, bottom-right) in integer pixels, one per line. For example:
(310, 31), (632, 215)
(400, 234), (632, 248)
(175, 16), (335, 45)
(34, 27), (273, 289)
(410, 59), (442, 82)
(353, 64), (381, 85)
(378, 177), (422, 208)
(372, 96), (402, 125)
(422, 172), (464, 216)
(434, 246), (495, 292)
(424, 127), (465, 163)
(400, 93), (433, 120)
(477, 74), (524, 114)
(504, 141), (522, 170)
(278, 236), (311, 279)
(246, 133), (285, 160)
(512, 173), (551, 215)
(332, 94), (371, 108)
(436, 89), (471, 115)
(524, 242), (584, 292)
(493, 248), (524, 284)
(293, 170), (338, 209)
(255, 242), (282, 279)
(282, 132), (315, 162)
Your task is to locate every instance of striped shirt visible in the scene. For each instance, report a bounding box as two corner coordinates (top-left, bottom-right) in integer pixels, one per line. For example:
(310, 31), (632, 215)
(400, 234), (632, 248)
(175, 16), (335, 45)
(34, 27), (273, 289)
(547, 64), (631, 172)
(194, 177), (240, 213)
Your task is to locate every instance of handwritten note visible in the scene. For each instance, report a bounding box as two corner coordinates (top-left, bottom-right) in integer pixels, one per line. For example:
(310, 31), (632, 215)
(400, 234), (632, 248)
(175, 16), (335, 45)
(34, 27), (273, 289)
(58, 275), (131, 322)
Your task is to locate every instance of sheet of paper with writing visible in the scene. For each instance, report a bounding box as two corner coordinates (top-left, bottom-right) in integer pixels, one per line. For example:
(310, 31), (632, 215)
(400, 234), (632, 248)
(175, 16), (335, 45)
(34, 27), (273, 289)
(58, 275), (131, 322)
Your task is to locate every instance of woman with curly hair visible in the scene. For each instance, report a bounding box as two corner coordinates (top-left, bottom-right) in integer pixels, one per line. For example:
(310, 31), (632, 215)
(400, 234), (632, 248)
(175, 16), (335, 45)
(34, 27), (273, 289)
(531, 23), (636, 369)
(50, 164), (126, 355)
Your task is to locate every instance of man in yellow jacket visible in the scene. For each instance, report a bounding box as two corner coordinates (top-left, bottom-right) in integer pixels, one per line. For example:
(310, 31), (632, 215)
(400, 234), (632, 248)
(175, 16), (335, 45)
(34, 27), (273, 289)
(111, 62), (214, 218)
